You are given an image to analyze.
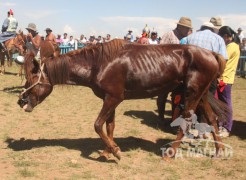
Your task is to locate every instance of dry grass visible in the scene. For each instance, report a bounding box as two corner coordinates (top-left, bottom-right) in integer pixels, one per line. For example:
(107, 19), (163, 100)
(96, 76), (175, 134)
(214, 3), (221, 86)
(0, 65), (246, 179)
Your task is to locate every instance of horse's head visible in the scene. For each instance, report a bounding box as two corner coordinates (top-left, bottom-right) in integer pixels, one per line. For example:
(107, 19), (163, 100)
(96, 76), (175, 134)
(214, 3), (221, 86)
(18, 52), (53, 112)
(13, 32), (26, 55)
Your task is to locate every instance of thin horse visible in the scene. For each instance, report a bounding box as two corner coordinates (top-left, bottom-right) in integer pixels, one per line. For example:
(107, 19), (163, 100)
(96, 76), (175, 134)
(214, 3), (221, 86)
(0, 32), (26, 74)
(18, 39), (226, 160)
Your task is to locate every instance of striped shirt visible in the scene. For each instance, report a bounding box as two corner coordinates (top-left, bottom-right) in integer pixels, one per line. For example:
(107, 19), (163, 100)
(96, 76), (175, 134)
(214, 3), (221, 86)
(182, 30), (228, 59)
(160, 30), (180, 44)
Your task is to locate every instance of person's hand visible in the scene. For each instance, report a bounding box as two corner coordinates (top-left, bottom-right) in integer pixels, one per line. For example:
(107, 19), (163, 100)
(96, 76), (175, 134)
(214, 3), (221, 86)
(27, 33), (33, 41)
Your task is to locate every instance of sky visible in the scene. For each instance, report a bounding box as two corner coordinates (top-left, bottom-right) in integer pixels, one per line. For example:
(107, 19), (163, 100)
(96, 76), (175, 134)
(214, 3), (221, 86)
(0, 0), (246, 39)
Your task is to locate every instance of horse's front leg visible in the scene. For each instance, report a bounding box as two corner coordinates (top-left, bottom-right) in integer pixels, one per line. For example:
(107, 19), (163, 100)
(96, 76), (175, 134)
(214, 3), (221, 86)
(6, 51), (11, 67)
(94, 95), (122, 160)
(100, 110), (117, 159)
(18, 65), (23, 76)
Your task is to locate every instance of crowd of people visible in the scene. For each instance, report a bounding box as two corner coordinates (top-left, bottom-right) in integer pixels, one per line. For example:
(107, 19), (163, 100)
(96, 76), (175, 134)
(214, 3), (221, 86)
(0, 9), (244, 139)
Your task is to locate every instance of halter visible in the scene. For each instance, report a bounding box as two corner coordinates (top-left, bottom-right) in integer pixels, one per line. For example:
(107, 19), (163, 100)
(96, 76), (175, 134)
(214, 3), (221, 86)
(19, 63), (46, 98)
(11, 34), (25, 54)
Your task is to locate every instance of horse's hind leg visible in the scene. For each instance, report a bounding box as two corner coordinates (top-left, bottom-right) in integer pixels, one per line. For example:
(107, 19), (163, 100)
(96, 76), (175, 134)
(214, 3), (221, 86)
(0, 53), (5, 75)
(94, 95), (122, 160)
(164, 81), (206, 159)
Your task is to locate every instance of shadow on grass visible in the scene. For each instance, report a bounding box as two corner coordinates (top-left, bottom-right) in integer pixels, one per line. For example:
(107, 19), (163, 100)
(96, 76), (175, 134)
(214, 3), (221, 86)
(124, 110), (177, 135)
(231, 120), (246, 140)
(2, 71), (19, 76)
(1, 85), (24, 94)
(5, 136), (173, 162)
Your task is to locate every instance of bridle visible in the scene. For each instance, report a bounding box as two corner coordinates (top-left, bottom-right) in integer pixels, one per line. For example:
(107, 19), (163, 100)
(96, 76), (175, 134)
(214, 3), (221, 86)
(11, 34), (26, 54)
(19, 63), (46, 98)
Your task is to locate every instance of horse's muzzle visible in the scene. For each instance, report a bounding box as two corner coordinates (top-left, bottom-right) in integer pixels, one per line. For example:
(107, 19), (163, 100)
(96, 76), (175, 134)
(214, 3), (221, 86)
(17, 98), (28, 108)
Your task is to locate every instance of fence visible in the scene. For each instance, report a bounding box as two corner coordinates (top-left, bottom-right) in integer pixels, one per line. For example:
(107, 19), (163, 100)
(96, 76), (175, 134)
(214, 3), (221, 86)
(59, 41), (86, 54)
(237, 55), (246, 77)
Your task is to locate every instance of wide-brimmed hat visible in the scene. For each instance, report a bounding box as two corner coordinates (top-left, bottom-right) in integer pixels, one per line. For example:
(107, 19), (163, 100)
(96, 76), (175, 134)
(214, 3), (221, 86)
(210, 17), (222, 29)
(238, 28), (243, 31)
(177, 17), (192, 29)
(26, 23), (37, 32)
(201, 22), (214, 29)
(44, 28), (52, 32)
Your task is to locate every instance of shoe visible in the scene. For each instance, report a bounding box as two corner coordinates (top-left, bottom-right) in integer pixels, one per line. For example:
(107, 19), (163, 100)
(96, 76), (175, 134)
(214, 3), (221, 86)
(219, 127), (230, 138)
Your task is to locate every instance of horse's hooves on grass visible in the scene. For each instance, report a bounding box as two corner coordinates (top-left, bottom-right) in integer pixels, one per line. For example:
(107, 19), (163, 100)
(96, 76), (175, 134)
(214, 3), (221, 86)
(113, 149), (121, 160)
(162, 156), (172, 162)
(97, 155), (109, 162)
(211, 154), (222, 159)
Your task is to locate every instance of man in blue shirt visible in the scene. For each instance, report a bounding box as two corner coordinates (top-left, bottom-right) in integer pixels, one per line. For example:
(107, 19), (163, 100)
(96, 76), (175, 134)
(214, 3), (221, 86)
(0, 9), (18, 52)
(181, 22), (228, 94)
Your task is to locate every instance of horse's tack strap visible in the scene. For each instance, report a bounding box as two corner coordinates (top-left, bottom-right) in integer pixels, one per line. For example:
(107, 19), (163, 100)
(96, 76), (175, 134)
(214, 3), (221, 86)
(20, 64), (45, 97)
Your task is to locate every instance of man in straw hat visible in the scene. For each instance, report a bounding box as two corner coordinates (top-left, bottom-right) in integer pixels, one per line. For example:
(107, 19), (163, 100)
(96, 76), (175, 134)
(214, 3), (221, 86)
(0, 9), (18, 52)
(160, 16), (192, 44)
(44, 28), (57, 46)
(210, 16), (223, 34)
(157, 17), (193, 124)
(181, 21), (228, 97)
(26, 23), (42, 56)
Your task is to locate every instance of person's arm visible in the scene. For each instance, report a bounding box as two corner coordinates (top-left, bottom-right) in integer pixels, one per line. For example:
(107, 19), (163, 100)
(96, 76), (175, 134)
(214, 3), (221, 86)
(2, 18), (9, 32)
(28, 34), (41, 50)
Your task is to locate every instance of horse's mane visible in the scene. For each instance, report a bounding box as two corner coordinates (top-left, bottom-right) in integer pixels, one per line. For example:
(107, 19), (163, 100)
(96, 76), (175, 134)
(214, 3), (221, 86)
(43, 39), (126, 85)
(78, 39), (126, 65)
(45, 54), (71, 85)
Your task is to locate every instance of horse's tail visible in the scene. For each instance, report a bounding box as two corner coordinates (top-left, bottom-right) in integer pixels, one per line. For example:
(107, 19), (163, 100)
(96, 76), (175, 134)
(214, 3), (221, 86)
(212, 52), (226, 78)
(207, 92), (231, 124)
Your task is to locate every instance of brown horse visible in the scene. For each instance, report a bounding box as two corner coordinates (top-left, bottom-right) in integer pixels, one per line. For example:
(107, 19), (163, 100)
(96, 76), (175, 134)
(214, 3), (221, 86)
(17, 39), (61, 76)
(18, 39), (227, 160)
(40, 40), (60, 61)
(0, 32), (26, 75)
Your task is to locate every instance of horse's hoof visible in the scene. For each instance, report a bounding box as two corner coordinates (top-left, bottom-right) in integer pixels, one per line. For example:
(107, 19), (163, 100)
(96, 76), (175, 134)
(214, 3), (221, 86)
(162, 156), (172, 162)
(112, 147), (121, 160)
(97, 155), (109, 162)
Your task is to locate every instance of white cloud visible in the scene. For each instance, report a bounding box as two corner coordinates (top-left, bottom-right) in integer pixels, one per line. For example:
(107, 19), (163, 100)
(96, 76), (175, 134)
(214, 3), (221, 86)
(100, 15), (246, 37)
(63, 25), (75, 34)
(100, 16), (177, 37)
(24, 10), (68, 20)
(0, 2), (16, 6)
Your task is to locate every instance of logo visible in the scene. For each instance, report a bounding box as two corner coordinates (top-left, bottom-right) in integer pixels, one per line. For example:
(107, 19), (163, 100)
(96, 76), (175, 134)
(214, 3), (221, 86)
(160, 110), (233, 159)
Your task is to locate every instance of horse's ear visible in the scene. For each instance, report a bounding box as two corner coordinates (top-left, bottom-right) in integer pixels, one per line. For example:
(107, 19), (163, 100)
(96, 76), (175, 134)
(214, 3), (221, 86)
(18, 29), (23, 34)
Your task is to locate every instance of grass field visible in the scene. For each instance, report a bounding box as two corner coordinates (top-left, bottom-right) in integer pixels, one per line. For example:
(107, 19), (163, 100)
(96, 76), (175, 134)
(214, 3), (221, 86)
(0, 65), (246, 179)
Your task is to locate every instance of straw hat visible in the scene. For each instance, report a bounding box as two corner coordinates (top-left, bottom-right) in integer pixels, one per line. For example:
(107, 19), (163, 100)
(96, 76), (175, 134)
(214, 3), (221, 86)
(200, 22), (215, 30)
(26, 23), (38, 32)
(177, 17), (192, 29)
(210, 17), (222, 29)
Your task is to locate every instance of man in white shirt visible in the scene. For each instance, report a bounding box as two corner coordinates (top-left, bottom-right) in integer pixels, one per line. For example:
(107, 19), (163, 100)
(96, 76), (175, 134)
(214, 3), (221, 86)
(148, 31), (159, 44)
(237, 28), (244, 44)
(62, 33), (69, 45)
(68, 35), (75, 47)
